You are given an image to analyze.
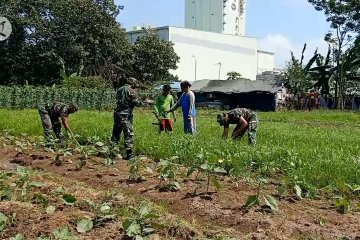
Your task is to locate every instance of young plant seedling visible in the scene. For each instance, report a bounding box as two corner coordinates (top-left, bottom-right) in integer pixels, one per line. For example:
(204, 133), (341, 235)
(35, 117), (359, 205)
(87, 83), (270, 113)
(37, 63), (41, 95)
(157, 159), (181, 192)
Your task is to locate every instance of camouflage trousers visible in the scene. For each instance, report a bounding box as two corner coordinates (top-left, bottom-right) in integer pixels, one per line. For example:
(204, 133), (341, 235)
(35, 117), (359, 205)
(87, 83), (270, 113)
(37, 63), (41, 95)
(232, 113), (258, 145)
(38, 106), (64, 142)
(111, 112), (134, 151)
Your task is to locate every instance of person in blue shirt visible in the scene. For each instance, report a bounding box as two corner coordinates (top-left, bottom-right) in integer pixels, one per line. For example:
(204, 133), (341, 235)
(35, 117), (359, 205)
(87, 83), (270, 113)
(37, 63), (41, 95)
(167, 81), (196, 134)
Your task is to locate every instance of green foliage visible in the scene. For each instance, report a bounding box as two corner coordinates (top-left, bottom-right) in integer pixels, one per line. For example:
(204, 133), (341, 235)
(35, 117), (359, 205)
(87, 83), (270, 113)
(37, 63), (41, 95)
(132, 35), (180, 83)
(122, 203), (160, 239)
(284, 44), (317, 95)
(76, 218), (94, 233)
(0, 0), (131, 86)
(62, 194), (77, 206)
(157, 158), (181, 191)
(226, 71), (242, 80)
(62, 76), (109, 89)
(53, 226), (73, 240)
(0, 212), (8, 232)
(0, 86), (160, 110)
(10, 234), (25, 240)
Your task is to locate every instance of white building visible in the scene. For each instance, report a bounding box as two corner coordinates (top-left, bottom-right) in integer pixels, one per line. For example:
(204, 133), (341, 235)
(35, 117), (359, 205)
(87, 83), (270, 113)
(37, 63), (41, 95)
(126, 0), (275, 82)
(185, 0), (247, 36)
(128, 26), (274, 81)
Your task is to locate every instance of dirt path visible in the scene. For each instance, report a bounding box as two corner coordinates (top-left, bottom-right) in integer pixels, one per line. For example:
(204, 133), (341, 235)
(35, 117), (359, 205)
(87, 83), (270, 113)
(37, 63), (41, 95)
(1, 146), (360, 239)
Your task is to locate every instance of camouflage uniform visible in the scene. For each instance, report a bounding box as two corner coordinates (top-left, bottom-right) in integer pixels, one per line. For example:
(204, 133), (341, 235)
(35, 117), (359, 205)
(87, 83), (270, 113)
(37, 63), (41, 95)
(221, 108), (258, 145)
(111, 84), (141, 152)
(38, 102), (71, 143)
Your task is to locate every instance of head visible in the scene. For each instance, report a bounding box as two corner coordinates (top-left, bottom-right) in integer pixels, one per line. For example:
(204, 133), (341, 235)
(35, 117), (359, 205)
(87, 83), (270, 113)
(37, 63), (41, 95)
(162, 84), (171, 95)
(217, 113), (229, 126)
(180, 81), (192, 93)
(68, 103), (78, 114)
(127, 77), (140, 89)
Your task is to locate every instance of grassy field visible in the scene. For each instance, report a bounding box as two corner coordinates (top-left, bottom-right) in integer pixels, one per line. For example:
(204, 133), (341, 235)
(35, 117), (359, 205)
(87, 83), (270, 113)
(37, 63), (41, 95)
(1, 108), (360, 197)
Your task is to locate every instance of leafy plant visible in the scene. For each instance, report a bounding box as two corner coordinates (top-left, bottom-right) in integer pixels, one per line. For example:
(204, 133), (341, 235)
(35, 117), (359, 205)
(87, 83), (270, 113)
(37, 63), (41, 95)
(76, 217), (93, 233)
(10, 233), (25, 240)
(122, 203), (160, 239)
(52, 226), (73, 240)
(244, 178), (279, 212)
(128, 157), (146, 182)
(0, 212), (8, 232)
(84, 199), (116, 227)
(62, 194), (77, 206)
(157, 158), (181, 192)
(187, 160), (226, 195)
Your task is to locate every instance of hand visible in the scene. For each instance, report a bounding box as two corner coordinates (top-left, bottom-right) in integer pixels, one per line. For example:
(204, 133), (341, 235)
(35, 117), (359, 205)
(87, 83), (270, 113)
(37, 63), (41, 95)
(67, 129), (74, 138)
(145, 98), (154, 104)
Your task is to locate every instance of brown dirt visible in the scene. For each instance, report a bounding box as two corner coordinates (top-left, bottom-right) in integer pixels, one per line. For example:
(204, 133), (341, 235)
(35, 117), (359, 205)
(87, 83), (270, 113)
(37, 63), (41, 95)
(1, 146), (360, 240)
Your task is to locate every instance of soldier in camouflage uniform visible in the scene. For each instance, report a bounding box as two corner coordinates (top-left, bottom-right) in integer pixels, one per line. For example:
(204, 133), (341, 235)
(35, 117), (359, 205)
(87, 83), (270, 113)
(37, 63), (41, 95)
(111, 77), (142, 160)
(217, 108), (258, 145)
(38, 102), (78, 146)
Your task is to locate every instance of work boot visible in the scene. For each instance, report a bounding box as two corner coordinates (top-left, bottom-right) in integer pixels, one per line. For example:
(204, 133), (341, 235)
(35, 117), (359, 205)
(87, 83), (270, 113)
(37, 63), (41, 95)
(124, 149), (133, 160)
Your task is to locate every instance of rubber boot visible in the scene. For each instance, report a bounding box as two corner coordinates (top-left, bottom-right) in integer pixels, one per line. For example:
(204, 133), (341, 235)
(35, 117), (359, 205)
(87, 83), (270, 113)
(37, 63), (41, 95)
(124, 149), (133, 160)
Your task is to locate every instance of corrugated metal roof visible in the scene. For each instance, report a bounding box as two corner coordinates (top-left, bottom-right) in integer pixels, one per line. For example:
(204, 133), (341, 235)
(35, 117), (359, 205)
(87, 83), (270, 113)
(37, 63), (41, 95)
(189, 79), (282, 94)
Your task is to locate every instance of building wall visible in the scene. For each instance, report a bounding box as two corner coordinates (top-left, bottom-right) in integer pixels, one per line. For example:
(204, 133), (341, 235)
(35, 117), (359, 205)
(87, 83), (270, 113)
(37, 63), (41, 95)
(223, 0), (246, 36)
(169, 27), (258, 81)
(257, 51), (275, 74)
(126, 27), (274, 82)
(185, 0), (246, 36)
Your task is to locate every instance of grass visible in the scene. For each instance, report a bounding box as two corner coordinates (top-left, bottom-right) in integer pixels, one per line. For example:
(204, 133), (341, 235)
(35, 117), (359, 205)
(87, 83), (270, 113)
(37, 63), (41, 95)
(1, 108), (360, 196)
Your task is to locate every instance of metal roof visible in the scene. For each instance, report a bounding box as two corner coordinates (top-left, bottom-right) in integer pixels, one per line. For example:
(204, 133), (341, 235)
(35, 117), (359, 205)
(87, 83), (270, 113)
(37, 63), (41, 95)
(189, 79), (283, 94)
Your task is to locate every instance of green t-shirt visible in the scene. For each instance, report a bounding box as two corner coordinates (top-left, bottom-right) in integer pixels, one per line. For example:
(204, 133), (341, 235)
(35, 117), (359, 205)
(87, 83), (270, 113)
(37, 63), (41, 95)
(153, 94), (175, 119)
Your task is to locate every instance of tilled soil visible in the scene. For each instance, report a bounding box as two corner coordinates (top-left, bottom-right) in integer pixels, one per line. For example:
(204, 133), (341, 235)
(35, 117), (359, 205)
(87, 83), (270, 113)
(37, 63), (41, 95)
(0, 146), (360, 240)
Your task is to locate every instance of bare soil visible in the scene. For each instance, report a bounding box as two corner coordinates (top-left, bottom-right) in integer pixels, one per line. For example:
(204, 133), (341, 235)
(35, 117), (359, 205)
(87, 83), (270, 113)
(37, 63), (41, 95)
(0, 146), (360, 240)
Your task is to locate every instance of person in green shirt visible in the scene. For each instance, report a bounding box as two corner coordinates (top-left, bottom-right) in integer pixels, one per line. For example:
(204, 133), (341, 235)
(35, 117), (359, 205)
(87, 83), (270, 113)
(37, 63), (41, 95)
(153, 85), (176, 132)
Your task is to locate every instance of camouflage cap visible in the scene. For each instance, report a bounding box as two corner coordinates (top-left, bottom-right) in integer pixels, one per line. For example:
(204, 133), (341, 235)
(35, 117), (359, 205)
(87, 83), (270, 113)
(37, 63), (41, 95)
(127, 77), (140, 88)
(217, 114), (225, 126)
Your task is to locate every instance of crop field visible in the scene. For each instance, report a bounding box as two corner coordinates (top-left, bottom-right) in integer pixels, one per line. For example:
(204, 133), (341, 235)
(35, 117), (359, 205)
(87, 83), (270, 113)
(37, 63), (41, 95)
(0, 108), (360, 239)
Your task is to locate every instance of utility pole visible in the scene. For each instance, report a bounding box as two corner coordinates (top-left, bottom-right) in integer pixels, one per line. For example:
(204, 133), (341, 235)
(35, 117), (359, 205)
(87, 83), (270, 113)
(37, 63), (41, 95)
(216, 62), (222, 79)
(192, 55), (197, 81)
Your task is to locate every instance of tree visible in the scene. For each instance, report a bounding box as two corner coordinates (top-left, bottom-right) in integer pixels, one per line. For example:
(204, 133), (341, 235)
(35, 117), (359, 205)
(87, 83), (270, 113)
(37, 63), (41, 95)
(307, 0), (360, 109)
(284, 44), (318, 95)
(0, 0), (131, 85)
(227, 71), (242, 80)
(131, 35), (180, 84)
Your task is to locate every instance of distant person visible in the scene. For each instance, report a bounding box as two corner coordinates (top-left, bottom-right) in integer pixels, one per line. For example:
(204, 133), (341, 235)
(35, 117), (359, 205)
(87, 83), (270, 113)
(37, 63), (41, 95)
(167, 81), (196, 134)
(153, 84), (176, 133)
(38, 102), (78, 146)
(217, 108), (258, 145)
(111, 77), (144, 160)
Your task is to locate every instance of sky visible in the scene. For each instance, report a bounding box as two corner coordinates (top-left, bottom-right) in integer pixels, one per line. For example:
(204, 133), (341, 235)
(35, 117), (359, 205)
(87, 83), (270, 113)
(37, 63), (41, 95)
(116, 0), (332, 67)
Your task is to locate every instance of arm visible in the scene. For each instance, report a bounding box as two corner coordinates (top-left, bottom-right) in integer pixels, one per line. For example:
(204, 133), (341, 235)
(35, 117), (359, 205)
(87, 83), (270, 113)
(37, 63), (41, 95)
(61, 116), (71, 133)
(222, 127), (229, 138)
(153, 96), (160, 118)
(129, 87), (142, 107)
(168, 94), (182, 112)
(232, 117), (248, 137)
(188, 91), (195, 119)
(171, 96), (176, 120)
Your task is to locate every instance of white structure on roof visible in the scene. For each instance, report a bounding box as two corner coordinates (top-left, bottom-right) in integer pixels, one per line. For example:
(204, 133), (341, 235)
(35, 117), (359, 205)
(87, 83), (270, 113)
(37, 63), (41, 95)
(185, 0), (247, 36)
(127, 26), (274, 81)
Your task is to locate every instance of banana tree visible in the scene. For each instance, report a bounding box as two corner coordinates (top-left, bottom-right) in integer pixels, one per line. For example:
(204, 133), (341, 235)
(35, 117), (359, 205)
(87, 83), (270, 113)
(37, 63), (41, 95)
(285, 43), (319, 95)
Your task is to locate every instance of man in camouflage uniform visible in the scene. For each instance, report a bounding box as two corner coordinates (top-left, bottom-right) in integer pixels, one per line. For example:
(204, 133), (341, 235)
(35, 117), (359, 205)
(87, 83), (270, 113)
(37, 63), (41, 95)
(217, 108), (258, 145)
(38, 102), (78, 146)
(111, 77), (143, 160)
